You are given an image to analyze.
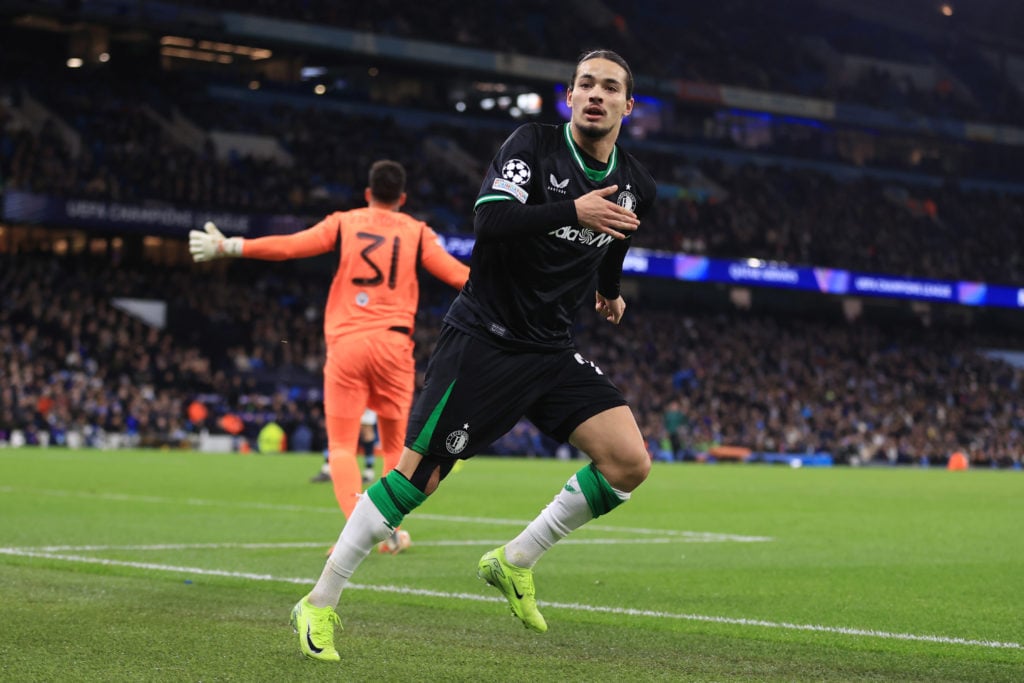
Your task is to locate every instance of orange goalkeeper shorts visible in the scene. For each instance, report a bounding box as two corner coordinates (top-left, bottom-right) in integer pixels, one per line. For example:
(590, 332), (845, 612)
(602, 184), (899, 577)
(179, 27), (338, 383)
(323, 330), (415, 421)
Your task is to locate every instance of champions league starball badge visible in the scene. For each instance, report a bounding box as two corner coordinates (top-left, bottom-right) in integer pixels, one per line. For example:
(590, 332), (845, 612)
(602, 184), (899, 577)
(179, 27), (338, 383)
(501, 159), (532, 185)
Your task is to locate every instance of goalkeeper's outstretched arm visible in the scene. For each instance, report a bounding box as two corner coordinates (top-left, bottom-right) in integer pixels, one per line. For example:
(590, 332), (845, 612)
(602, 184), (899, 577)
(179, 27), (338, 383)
(189, 218), (336, 263)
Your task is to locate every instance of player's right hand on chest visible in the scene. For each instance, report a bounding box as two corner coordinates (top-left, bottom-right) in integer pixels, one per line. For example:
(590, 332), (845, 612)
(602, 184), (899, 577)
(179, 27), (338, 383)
(574, 185), (639, 240)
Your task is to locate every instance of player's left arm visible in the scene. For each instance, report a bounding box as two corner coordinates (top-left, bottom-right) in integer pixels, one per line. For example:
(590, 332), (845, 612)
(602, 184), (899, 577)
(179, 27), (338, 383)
(595, 237), (630, 324)
(420, 225), (470, 289)
(594, 168), (656, 325)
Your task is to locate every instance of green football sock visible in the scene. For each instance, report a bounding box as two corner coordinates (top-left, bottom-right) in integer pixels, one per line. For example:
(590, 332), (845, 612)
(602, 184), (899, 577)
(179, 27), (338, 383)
(365, 470), (427, 529)
(574, 462), (629, 517)
(504, 464), (630, 568)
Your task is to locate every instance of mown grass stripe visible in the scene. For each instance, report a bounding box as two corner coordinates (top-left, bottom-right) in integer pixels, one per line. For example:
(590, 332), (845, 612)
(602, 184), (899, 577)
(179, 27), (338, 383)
(0, 486), (772, 542)
(1, 547), (1017, 650)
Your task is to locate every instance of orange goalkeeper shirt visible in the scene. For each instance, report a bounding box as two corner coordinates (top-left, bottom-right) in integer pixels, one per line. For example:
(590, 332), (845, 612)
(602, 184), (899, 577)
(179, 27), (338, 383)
(241, 207), (469, 344)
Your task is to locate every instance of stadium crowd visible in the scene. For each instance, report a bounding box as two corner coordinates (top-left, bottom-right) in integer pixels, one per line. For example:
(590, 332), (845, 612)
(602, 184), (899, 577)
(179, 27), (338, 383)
(2, 250), (1022, 469)
(4, 79), (1024, 287)
(0, 251), (328, 451)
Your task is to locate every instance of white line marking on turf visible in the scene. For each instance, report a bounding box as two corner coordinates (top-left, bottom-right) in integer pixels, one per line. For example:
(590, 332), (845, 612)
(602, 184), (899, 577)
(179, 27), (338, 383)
(0, 547), (1017, 650)
(11, 539), (681, 553)
(0, 486), (772, 542)
(413, 513), (772, 542)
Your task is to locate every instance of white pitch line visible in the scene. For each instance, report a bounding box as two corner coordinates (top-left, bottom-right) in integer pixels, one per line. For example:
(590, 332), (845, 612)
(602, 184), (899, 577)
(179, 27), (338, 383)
(0, 486), (772, 542)
(19, 542), (331, 552)
(10, 538), (681, 553)
(0, 547), (1018, 650)
(412, 513), (772, 542)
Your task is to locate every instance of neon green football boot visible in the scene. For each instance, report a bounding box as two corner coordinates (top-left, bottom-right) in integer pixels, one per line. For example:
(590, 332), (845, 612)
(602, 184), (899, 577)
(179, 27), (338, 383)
(477, 546), (548, 633)
(290, 595), (342, 662)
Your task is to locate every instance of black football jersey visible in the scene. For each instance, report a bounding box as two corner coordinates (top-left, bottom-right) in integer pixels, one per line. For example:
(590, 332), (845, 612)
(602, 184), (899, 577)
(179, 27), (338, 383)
(445, 122), (656, 350)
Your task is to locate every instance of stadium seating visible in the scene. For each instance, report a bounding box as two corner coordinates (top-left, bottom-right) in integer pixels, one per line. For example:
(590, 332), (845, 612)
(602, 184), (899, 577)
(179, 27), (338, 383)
(3, 250), (1022, 468)
(5, 76), (1024, 285)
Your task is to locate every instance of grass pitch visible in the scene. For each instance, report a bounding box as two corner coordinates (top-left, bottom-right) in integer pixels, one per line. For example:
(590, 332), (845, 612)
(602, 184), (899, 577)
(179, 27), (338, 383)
(0, 447), (1021, 682)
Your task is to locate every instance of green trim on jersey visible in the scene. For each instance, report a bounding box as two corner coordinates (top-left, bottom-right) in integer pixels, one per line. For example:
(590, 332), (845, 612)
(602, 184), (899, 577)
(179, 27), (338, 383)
(474, 194), (514, 210)
(411, 380), (457, 454)
(562, 124), (618, 182)
(575, 462), (626, 518)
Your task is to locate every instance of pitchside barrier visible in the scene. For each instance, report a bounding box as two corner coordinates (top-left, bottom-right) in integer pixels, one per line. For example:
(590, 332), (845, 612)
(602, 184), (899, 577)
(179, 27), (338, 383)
(704, 446), (834, 467)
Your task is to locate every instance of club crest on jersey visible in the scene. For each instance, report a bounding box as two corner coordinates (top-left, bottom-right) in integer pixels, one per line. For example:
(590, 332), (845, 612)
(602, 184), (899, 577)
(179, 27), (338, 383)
(501, 158), (531, 185)
(355, 292), (369, 306)
(617, 190), (638, 213)
(445, 427), (469, 455)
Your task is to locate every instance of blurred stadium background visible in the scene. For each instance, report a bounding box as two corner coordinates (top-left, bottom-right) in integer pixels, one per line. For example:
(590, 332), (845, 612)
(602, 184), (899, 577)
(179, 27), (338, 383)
(3, 0), (1024, 470)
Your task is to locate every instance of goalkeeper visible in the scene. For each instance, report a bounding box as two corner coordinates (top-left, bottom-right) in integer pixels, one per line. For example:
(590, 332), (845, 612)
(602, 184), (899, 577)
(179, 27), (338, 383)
(190, 160), (469, 550)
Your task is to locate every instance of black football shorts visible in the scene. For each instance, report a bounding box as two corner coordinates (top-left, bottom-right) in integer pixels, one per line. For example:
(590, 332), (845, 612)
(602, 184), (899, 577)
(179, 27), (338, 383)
(406, 324), (627, 459)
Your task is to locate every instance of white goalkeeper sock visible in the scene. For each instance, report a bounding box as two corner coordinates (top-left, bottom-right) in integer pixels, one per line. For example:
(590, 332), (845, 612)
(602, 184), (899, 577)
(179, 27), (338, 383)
(308, 495), (393, 608)
(504, 472), (630, 569)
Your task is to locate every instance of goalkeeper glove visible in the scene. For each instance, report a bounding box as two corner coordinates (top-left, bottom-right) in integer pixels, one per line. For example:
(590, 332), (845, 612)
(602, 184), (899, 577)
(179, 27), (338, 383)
(189, 222), (243, 262)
